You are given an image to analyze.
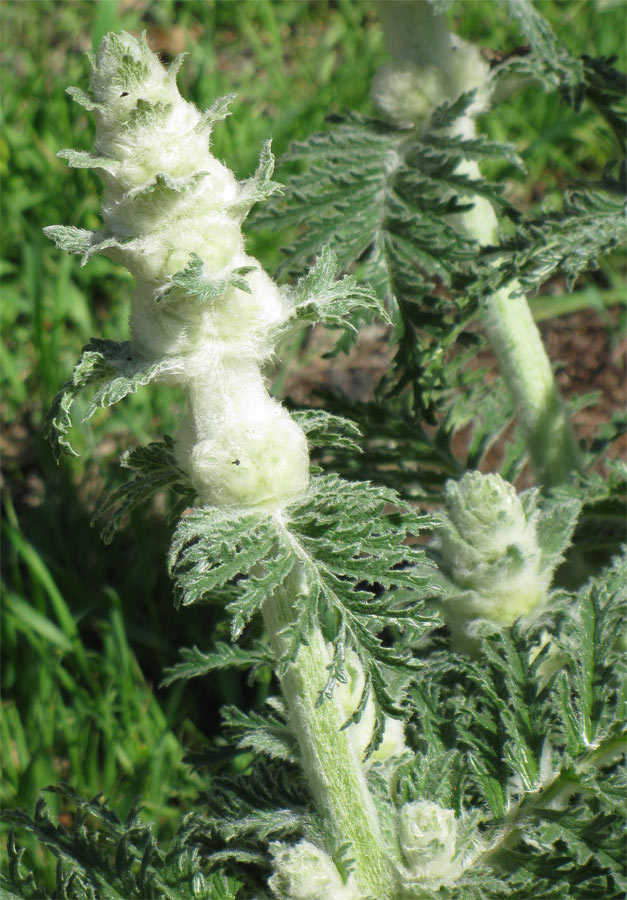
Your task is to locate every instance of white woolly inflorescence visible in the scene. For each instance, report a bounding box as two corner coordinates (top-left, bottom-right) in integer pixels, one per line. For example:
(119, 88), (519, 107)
(49, 32), (309, 510)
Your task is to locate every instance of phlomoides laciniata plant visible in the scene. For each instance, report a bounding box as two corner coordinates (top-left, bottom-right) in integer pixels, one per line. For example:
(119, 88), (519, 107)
(3, 2), (625, 899)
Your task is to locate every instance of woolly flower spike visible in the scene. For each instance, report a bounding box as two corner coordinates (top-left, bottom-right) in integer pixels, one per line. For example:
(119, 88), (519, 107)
(397, 800), (464, 889)
(435, 472), (580, 639)
(268, 840), (359, 900)
(45, 31), (310, 510)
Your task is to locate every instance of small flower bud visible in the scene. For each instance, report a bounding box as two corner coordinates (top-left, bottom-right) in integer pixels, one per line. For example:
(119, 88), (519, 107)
(436, 472), (551, 630)
(371, 62), (448, 126)
(397, 800), (461, 883)
(268, 840), (357, 900)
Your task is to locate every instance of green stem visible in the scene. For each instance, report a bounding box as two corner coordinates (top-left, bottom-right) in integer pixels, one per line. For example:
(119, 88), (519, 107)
(378, 0), (583, 487)
(463, 183), (582, 487)
(482, 280), (582, 487)
(452, 149), (582, 488)
(262, 565), (399, 900)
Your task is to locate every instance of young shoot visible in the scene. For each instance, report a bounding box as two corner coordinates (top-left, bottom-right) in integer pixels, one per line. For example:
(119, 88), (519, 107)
(41, 28), (435, 900)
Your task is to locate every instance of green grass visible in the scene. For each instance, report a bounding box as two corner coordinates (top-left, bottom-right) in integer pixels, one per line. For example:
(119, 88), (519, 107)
(1, 0), (624, 888)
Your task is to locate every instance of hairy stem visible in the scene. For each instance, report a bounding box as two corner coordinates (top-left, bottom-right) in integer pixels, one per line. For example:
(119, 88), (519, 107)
(482, 280), (582, 486)
(262, 565), (399, 899)
(465, 183), (582, 486)
(460, 179), (582, 486)
(456, 167), (582, 487)
(378, 0), (582, 487)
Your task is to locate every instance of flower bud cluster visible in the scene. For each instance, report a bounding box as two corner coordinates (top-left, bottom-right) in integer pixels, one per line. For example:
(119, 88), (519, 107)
(47, 32), (309, 510)
(436, 472), (555, 635)
(269, 803), (470, 899)
(268, 840), (359, 900)
(396, 800), (467, 893)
